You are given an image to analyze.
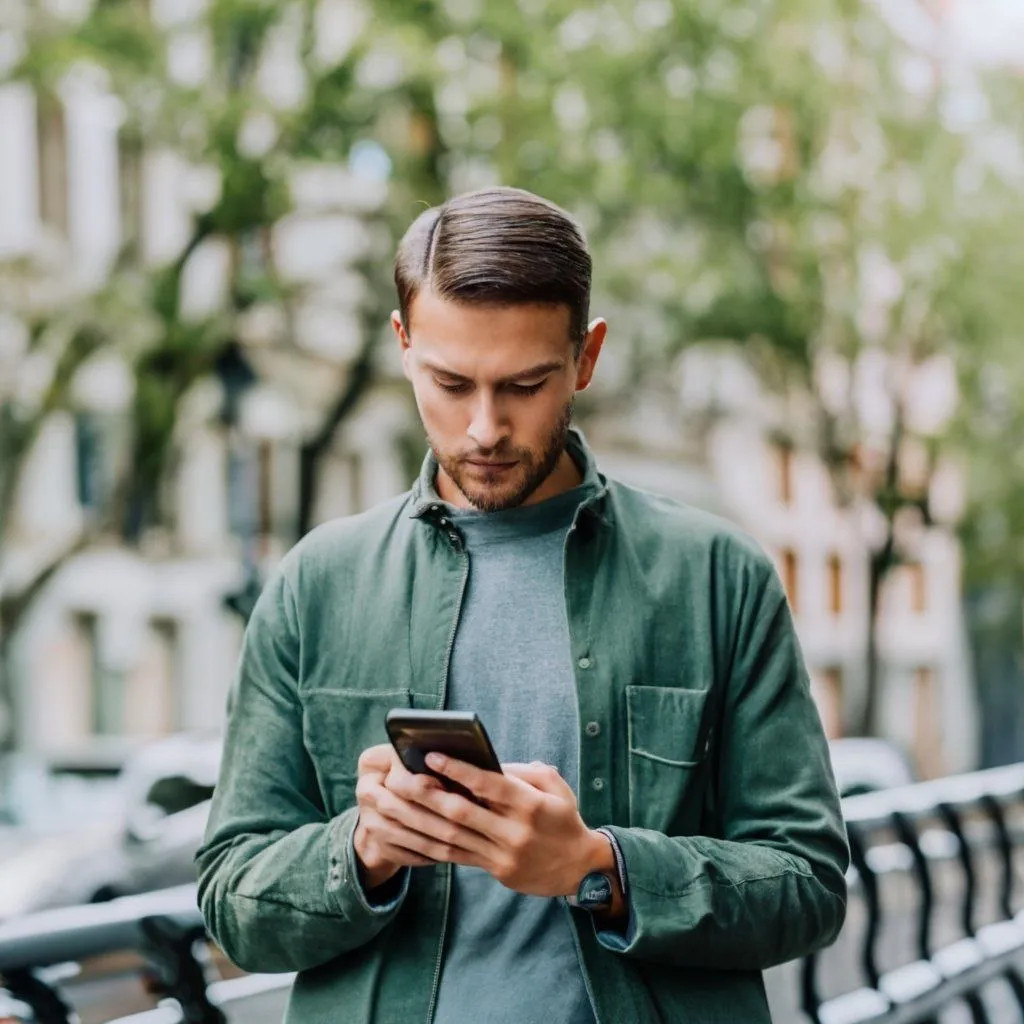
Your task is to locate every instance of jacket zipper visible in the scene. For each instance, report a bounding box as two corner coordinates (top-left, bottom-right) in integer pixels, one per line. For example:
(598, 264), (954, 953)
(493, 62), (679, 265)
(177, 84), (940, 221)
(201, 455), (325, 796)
(562, 518), (603, 1024)
(425, 544), (469, 1024)
(562, 899), (603, 1024)
(425, 864), (453, 1024)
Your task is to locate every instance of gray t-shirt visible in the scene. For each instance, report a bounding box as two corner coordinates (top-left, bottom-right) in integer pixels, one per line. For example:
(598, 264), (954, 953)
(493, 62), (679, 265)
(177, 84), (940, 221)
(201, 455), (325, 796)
(431, 482), (597, 1024)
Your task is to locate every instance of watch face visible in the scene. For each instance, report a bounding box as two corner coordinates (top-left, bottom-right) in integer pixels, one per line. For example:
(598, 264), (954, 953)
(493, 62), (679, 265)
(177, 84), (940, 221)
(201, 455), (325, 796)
(577, 871), (614, 911)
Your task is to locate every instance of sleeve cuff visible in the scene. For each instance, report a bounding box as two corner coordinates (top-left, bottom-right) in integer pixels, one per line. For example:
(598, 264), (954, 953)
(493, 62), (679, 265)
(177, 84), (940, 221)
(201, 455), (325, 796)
(593, 826), (637, 950)
(325, 807), (410, 920)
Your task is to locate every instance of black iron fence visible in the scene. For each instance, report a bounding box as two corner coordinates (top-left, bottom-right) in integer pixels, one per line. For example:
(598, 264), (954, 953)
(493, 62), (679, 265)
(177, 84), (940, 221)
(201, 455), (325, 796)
(1, 765), (1022, 1024)
(803, 764), (1024, 1024)
(0, 888), (292, 1024)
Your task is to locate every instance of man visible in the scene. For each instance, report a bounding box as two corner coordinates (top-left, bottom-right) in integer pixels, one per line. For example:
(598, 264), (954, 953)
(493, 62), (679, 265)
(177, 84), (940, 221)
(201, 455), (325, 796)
(196, 186), (848, 1023)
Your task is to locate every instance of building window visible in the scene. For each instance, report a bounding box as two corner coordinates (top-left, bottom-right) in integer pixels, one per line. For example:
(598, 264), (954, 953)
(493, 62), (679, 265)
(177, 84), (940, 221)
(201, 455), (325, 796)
(774, 444), (794, 505)
(811, 666), (843, 739)
(36, 93), (68, 236)
(827, 552), (844, 616)
(345, 450), (365, 514)
(78, 613), (123, 736)
(258, 439), (273, 537)
(780, 548), (799, 613)
(913, 666), (941, 779)
(907, 562), (927, 614)
(118, 127), (144, 252)
(227, 437), (300, 543)
(78, 615), (179, 739)
(226, 438), (259, 540)
(125, 619), (178, 736)
(75, 411), (120, 512)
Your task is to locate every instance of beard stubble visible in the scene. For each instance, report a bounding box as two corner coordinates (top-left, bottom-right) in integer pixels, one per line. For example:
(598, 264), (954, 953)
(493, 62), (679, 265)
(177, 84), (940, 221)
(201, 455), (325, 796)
(430, 398), (575, 513)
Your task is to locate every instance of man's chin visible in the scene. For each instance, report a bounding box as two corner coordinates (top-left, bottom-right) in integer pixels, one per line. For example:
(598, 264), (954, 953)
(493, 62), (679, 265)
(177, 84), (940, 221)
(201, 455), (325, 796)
(458, 483), (526, 513)
(451, 470), (532, 512)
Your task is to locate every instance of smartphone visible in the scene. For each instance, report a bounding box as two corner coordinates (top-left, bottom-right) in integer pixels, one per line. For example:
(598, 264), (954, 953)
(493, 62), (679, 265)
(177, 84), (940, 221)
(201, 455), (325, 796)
(385, 709), (503, 802)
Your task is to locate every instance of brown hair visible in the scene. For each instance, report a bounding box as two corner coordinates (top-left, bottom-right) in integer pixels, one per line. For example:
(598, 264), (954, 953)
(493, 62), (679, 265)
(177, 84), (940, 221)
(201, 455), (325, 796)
(394, 186), (592, 356)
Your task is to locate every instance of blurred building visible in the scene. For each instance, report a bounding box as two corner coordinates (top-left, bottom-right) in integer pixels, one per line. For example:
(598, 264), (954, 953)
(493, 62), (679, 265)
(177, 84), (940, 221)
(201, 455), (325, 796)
(588, 349), (978, 778)
(0, 0), (981, 779)
(0, 0), (414, 766)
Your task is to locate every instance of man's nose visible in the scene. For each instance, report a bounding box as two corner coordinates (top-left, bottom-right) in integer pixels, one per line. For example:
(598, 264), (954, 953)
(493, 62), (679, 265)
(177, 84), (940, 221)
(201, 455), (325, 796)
(467, 394), (509, 451)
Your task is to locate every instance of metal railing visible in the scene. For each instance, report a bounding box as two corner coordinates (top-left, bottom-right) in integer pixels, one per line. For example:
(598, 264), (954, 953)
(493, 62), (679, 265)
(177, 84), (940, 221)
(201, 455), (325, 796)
(803, 764), (1024, 1024)
(0, 887), (293, 1023)
(1, 765), (1023, 1024)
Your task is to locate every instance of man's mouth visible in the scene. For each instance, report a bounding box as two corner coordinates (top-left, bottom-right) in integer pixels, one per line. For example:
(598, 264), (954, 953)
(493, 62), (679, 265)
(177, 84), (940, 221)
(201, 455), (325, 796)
(464, 458), (517, 469)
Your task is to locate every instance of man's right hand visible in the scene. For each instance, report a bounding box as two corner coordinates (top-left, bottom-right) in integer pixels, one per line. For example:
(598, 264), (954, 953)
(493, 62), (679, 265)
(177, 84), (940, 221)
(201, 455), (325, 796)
(352, 743), (439, 892)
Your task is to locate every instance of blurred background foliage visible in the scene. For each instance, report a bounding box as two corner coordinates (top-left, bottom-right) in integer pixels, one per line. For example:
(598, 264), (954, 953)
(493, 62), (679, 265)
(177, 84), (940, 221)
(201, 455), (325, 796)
(2, 0), (1024, 744)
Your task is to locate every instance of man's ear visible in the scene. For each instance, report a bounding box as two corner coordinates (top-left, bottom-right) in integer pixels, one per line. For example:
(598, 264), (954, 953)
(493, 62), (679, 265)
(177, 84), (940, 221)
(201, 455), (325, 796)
(574, 318), (607, 393)
(392, 311), (413, 380)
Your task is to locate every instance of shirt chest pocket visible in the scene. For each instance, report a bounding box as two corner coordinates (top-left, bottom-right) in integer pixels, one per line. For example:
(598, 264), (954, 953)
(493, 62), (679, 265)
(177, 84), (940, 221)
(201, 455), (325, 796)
(301, 689), (412, 816)
(625, 684), (712, 833)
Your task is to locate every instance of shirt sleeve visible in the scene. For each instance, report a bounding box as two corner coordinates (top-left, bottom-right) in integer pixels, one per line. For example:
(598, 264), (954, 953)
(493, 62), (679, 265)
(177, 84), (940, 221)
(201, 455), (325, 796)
(591, 552), (848, 970)
(195, 566), (410, 973)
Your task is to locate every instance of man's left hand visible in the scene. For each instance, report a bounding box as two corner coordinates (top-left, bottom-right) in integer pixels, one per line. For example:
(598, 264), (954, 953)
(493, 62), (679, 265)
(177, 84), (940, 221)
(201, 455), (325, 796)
(380, 754), (609, 899)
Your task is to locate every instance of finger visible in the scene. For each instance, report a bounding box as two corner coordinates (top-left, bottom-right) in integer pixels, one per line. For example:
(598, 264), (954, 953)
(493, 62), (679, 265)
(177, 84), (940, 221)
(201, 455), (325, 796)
(386, 764), (517, 843)
(372, 810), (481, 867)
(375, 841), (437, 868)
(357, 809), (438, 868)
(355, 770), (388, 805)
(384, 756), (443, 794)
(358, 742), (399, 776)
(424, 753), (532, 807)
(375, 783), (494, 856)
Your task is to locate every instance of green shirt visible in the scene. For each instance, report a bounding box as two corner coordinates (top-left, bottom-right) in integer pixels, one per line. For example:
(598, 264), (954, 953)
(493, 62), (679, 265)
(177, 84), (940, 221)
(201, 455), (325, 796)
(196, 428), (849, 1024)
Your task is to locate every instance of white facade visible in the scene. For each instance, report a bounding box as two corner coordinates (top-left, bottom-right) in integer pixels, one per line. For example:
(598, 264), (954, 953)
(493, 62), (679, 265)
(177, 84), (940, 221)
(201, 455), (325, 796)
(0, 2), (980, 779)
(0, 33), (412, 761)
(587, 385), (978, 779)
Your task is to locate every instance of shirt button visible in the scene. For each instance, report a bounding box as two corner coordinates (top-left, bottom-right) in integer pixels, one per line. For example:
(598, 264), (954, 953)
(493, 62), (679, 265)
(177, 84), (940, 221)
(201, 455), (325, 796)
(591, 777), (605, 792)
(585, 721), (601, 737)
(578, 656), (592, 670)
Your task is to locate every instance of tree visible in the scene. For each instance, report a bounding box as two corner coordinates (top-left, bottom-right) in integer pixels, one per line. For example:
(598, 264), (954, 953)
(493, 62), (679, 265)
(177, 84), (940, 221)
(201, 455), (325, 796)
(5, 0), (1023, 750)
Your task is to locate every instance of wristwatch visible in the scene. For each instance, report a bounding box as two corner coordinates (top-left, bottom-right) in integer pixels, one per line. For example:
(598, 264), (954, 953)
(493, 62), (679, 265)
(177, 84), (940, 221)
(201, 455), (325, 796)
(566, 827), (628, 913)
(566, 870), (615, 912)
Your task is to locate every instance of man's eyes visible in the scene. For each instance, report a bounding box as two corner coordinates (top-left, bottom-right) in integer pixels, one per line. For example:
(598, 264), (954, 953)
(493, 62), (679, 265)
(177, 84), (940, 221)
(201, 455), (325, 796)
(507, 380), (546, 395)
(433, 379), (547, 396)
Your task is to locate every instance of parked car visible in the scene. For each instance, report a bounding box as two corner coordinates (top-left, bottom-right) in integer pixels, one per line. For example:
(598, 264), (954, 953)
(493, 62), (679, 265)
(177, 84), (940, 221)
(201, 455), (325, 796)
(0, 732), (221, 920)
(828, 737), (916, 799)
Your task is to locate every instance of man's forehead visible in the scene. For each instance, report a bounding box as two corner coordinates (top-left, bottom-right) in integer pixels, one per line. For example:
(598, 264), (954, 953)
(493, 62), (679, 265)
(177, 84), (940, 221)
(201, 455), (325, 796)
(408, 288), (573, 337)
(406, 293), (575, 377)
(418, 352), (568, 383)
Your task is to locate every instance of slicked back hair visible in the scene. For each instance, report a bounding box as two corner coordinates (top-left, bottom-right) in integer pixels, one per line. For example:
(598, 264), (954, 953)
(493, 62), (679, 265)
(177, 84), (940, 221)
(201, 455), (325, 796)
(394, 187), (592, 357)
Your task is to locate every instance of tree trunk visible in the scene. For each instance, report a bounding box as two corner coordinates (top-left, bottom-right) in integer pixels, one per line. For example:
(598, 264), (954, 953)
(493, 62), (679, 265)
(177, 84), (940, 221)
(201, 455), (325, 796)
(0, 621), (15, 757)
(296, 337), (377, 540)
(0, 634), (15, 819)
(862, 533), (893, 736)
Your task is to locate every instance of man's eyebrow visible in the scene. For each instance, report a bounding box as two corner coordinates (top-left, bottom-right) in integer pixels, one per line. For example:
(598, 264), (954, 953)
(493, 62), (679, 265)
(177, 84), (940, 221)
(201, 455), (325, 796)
(423, 359), (566, 384)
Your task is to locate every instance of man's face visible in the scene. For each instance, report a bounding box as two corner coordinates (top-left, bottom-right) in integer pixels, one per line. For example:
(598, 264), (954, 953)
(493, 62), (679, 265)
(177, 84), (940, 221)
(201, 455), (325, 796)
(393, 290), (605, 512)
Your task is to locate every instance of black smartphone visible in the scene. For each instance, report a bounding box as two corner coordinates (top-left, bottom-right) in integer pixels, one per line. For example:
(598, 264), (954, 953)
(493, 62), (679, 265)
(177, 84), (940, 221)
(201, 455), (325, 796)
(385, 709), (503, 802)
